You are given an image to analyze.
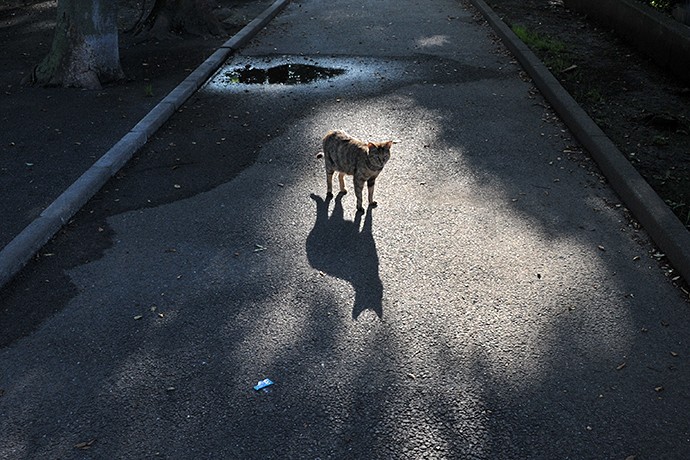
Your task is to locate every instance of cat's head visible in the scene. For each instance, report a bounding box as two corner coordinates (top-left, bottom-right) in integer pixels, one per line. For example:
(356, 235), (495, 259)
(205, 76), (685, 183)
(367, 140), (394, 166)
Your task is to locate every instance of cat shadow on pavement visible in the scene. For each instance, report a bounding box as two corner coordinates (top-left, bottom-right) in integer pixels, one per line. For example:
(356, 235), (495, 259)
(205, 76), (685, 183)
(306, 193), (383, 319)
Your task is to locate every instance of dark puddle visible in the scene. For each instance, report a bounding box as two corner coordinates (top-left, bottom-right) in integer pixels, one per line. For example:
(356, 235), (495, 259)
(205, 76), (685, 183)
(223, 63), (346, 85)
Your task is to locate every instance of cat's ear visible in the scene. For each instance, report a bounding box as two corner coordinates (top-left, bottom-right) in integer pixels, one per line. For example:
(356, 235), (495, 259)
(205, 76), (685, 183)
(384, 141), (394, 149)
(367, 142), (377, 150)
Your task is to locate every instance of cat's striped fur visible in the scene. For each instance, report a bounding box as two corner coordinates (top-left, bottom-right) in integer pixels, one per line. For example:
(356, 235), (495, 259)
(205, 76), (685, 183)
(318, 130), (393, 212)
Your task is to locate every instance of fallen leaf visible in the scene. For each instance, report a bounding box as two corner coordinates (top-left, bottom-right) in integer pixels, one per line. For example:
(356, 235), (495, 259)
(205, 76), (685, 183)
(406, 373), (416, 380)
(616, 363), (626, 371)
(597, 245), (606, 251)
(133, 315), (143, 320)
(655, 386), (664, 393)
(74, 439), (96, 449)
(671, 352), (679, 357)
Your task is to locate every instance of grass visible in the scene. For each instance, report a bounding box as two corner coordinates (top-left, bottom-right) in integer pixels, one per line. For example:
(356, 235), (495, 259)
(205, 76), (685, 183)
(644, 0), (680, 11)
(512, 24), (566, 54)
(511, 24), (571, 72)
(584, 88), (604, 104)
(665, 199), (690, 227)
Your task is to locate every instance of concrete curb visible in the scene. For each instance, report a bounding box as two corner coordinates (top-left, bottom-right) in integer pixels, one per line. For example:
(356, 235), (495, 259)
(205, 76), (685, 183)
(0, 0), (290, 290)
(469, 0), (690, 286)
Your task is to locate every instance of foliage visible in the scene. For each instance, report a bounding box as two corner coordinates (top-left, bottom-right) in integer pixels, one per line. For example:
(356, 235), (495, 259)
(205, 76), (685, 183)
(511, 25), (571, 72)
(512, 25), (566, 54)
(642, 0), (684, 11)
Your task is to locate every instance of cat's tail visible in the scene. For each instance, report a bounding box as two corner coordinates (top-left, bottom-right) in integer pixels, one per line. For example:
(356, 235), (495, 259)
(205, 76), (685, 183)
(316, 152), (324, 159)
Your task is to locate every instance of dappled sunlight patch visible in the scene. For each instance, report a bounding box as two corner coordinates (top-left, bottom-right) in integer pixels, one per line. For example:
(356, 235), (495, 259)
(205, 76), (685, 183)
(0, 1), (55, 30)
(9, 19), (54, 33)
(375, 165), (636, 391)
(222, 291), (320, 374)
(385, 386), (491, 457)
(104, 348), (161, 396)
(305, 92), (450, 192)
(415, 34), (451, 48)
(299, 85), (639, 393)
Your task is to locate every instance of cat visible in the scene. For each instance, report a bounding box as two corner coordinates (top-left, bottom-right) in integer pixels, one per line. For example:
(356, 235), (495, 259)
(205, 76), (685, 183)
(317, 130), (393, 212)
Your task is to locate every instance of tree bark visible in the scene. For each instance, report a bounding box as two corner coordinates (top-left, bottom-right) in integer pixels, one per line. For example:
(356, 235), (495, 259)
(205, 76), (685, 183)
(30, 0), (124, 89)
(134, 0), (226, 40)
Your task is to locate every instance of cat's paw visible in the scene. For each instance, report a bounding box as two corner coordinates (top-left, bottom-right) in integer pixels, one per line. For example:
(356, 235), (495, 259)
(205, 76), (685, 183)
(369, 201), (378, 208)
(326, 192), (334, 199)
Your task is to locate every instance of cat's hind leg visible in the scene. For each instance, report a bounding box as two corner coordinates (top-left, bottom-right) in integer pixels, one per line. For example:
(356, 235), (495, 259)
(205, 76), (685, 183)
(338, 172), (347, 193)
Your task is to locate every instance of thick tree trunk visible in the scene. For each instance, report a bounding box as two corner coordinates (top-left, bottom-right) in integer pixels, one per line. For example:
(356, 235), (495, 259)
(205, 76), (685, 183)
(30, 0), (124, 89)
(134, 0), (226, 40)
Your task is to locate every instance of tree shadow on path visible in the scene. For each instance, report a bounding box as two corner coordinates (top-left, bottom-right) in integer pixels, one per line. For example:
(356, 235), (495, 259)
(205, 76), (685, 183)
(306, 193), (383, 319)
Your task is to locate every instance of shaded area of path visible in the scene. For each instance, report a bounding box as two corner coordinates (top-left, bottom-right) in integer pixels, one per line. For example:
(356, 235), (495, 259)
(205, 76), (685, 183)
(307, 193), (383, 319)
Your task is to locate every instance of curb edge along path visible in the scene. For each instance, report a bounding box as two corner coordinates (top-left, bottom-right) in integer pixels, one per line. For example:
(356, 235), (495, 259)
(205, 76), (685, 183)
(0, 0), (290, 290)
(469, 0), (690, 289)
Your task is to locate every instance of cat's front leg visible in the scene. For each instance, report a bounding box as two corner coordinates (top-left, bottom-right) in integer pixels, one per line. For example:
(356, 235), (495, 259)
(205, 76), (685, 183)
(354, 177), (365, 212)
(338, 172), (347, 193)
(326, 171), (334, 198)
(367, 177), (377, 208)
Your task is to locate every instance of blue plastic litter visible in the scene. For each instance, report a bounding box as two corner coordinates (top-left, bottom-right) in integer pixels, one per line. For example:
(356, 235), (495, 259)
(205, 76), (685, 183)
(254, 378), (274, 391)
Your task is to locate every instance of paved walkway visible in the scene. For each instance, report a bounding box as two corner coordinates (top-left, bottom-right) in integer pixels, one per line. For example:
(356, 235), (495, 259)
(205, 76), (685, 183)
(1, 0), (689, 458)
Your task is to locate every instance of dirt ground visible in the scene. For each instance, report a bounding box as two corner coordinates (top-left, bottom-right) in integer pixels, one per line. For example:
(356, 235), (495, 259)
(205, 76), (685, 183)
(0, 0), (271, 249)
(487, 0), (690, 231)
(1, 0), (688, 249)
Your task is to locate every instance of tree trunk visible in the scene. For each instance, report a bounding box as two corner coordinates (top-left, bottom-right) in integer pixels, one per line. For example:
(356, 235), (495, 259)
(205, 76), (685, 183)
(134, 0), (226, 40)
(30, 0), (124, 89)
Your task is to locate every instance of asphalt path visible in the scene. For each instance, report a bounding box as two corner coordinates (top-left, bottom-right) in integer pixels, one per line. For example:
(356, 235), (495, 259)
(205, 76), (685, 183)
(2, 0), (689, 458)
